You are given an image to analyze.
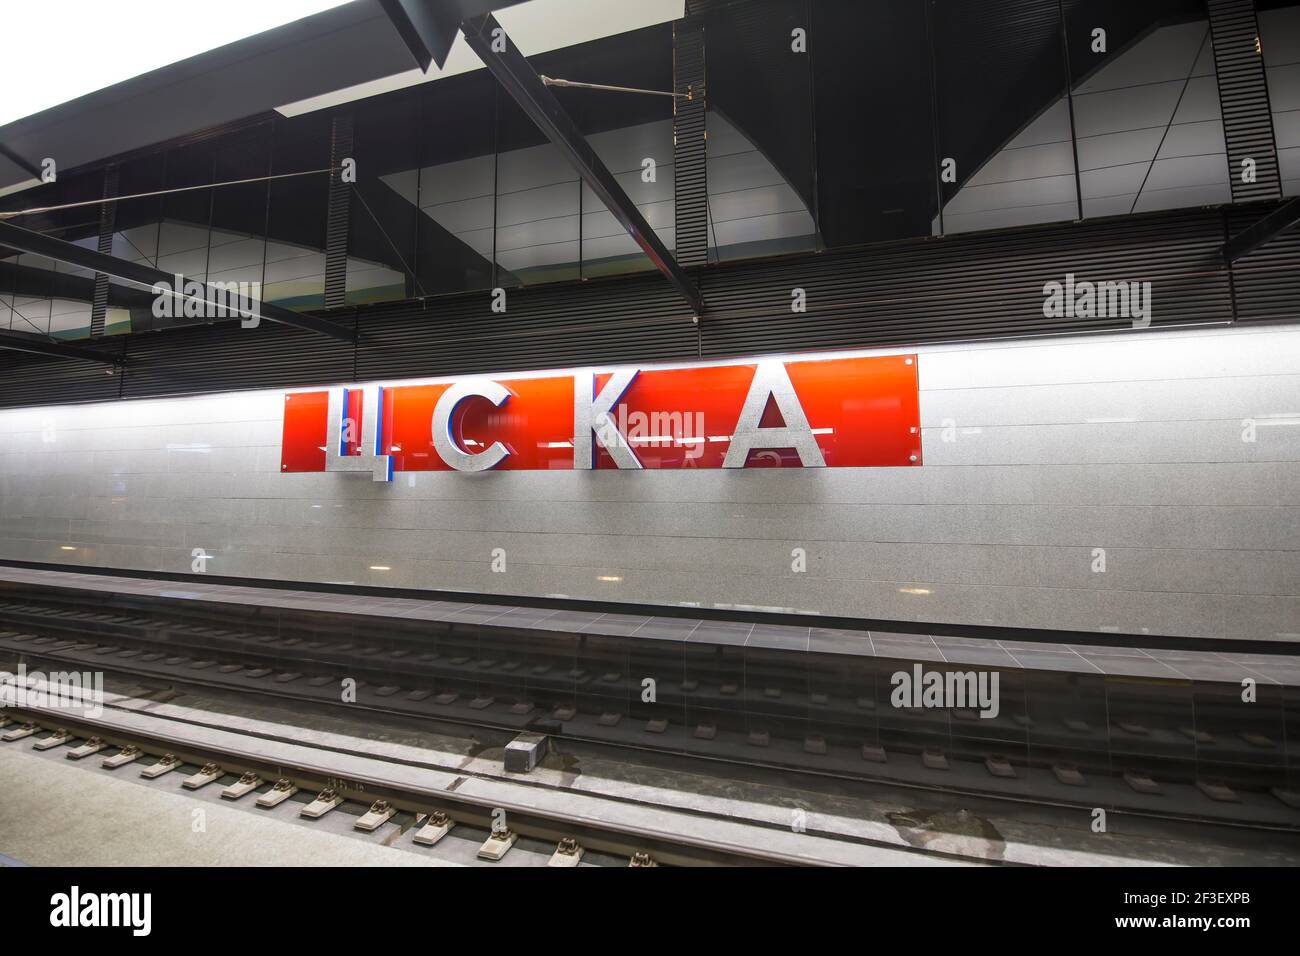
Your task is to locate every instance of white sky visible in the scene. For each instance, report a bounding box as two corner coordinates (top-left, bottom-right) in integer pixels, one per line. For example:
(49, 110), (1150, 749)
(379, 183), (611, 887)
(0, 0), (354, 127)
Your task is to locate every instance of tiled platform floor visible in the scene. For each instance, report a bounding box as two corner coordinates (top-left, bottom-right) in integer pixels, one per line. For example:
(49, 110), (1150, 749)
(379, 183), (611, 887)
(0, 563), (1295, 686)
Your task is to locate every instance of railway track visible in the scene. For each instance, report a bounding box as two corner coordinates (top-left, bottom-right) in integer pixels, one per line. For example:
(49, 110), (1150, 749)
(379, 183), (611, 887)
(1, 578), (1298, 863)
(3, 670), (967, 867)
(0, 706), (765, 867)
(6, 665), (1300, 868)
(2, 594), (1298, 836)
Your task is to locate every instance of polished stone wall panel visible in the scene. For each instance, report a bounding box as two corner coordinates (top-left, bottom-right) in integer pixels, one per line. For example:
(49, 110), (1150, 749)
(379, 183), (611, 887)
(0, 324), (1296, 642)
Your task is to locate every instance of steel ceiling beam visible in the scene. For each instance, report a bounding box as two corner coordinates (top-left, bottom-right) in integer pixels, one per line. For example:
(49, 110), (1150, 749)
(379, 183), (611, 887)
(0, 221), (356, 343)
(456, 13), (704, 317)
(0, 329), (122, 366)
(1222, 196), (1300, 263)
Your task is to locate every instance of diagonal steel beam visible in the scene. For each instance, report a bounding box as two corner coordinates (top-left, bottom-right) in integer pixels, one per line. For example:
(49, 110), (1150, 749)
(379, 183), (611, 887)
(458, 13), (704, 317)
(1222, 196), (1300, 263)
(378, 0), (528, 72)
(0, 329), (122, 366)
(0, 221), (356, 343)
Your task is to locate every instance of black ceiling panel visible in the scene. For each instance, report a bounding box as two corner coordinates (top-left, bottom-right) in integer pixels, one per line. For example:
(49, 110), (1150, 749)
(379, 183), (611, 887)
(0, 2), (411, 195)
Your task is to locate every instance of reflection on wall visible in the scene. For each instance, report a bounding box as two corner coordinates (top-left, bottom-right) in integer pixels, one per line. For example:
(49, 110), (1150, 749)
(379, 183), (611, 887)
(938, 19), (1231, 233)
(0, 290), (92, 340)
(0, 241), (103, 339)
(706, 111), (817, 261)
(376, 112), (816, 286)
(1074, 20), (1226, 216)
(1262, 5), (1300, 196)
(1, 220), (405, 338)
(938, 98), (1078, 234)
(584, 118), (673, 275)
(4, 105), (820, 319)
(112, 221), (348, 311)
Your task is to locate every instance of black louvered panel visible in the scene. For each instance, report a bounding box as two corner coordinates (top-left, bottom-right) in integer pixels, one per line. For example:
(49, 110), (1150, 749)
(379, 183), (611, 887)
(354, 273), (697, 381)
(0, 345), (123, 408)
(117, 317), (356, 399)
(1208, 0), (1281, 203)
(699, 210), (1232, 358)
(89, 165), (119, 338)
(5, 206), (1298, 410)
(89, 279), (108, 338)
(1226, 203), (1300, 323)
(324, 114), (354, 310)
(673, 21), (709, 268)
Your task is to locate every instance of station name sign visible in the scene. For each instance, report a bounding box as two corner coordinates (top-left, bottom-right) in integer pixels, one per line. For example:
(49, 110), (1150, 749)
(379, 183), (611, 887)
(280, 353), (921, 480)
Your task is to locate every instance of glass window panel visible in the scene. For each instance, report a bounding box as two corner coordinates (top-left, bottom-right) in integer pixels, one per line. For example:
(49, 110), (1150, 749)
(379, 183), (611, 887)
(0, 257), (94, 339)
(96, 153), (183, 334)
(494, 151), (580, 285)
(933, 0), (1079, 234)
(111, 152), (166, 268)
(10, 294), (53, 336)
(701, 0), (817, 260)
(538, 24), (674, 278)
(207, 124), (270, 300)
(0, 165), (106, 339)
(413, 72), (497, 296)
(1065, 0), (1228, 217)
(349, 95), (419, 306)
(109, 152), (167, 333)
(494, 87), (581, 286)
(49, 296), (92, 339)
(579, 120), (673, 280)
(3, 254), (54, 335)
(266, 113), (331, 310)
(1260, 1), (1300, 196)
(157, 141), (214, 289)
(812, 0), (939, 246)
(0, 175), (100, 339)
(0, 166), (100, 242)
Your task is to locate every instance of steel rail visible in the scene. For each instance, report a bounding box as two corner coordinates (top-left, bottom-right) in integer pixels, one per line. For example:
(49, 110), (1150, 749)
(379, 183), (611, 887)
(2, 698), (813, 867)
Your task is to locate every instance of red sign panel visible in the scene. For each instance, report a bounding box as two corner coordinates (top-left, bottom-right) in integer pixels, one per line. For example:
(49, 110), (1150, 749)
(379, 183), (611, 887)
(281, 353), (920, 476)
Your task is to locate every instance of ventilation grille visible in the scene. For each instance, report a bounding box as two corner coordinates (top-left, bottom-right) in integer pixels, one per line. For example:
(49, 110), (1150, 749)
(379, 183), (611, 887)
(698, 209), (1232, 357)
(673, 21), (709, 268)
(324, 114), (354, 310)
(0, 341), (124, 407)
(353, 272), (697, 382)
(1208, 0), (1282, 203)
(89, 165), (119, 338)
(117, 317), (357, 399)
